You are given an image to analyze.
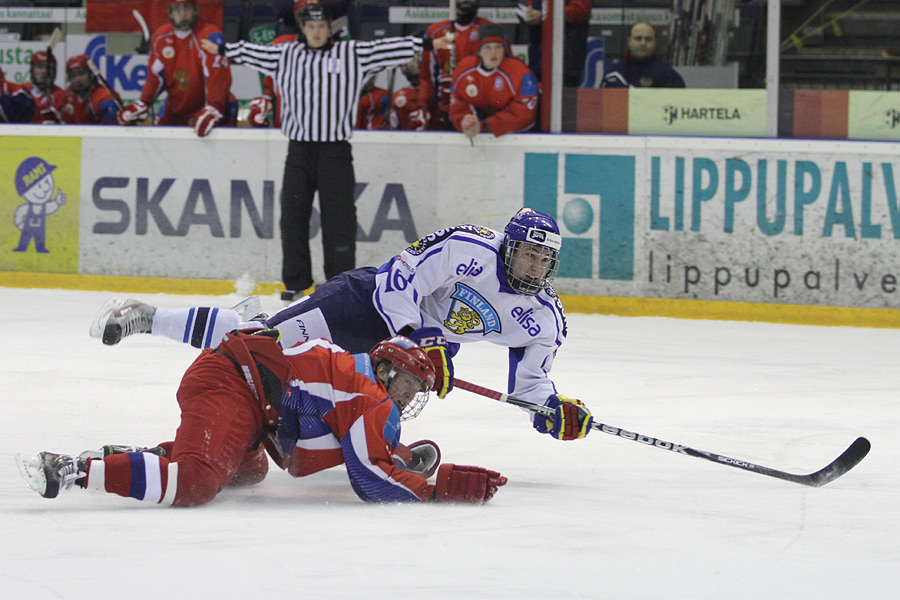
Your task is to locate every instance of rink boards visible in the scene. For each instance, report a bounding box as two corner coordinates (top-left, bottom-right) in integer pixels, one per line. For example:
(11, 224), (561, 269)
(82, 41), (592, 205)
(2, 125), (900, 325)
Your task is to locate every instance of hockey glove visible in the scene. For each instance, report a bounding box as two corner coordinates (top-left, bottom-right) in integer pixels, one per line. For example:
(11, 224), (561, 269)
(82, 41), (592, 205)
(534, 394), (593, 441)
(407, 327), (455, 398)
(393, 439), (441, 478)
(247, 95), (273, 127)
(194, 105), (223, 137)
(407, 108), (430, 131)
(117, 100), (148, 125)
(40, 106), (61, 124)
(430, 463), (507, 504)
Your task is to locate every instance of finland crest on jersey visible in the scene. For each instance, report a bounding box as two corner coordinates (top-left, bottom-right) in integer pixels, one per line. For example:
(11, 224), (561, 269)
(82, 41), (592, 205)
(443, 283), (501, 335)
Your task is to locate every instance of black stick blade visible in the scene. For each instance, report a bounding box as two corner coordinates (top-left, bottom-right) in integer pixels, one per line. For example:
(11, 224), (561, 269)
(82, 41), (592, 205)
(797, 437), (871, 487)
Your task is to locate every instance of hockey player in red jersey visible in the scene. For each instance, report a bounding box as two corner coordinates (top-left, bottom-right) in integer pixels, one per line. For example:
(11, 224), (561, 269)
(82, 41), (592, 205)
(58, 55), (122, 125)
(22, 51), (65, 124)
(355, 75), (390, 130)
(449, 23), (539, 139)
(389, 58), (429, 130)
(419, 0), (495, 130)
(17, 333), (507, 506)
(117, 0), (233, 137)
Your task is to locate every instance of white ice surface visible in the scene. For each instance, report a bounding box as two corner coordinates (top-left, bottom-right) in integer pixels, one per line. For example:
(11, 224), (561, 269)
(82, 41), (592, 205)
(1, 288), (897, 599)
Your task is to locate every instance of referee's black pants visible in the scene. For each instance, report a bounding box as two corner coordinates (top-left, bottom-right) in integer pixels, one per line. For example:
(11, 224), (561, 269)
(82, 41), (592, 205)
(280, 140), (356, 292)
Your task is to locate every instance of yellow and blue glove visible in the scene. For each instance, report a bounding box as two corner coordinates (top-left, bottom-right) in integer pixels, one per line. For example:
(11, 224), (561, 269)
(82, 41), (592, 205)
(407, 327), (456, 398)
(534, 394), (593, 440)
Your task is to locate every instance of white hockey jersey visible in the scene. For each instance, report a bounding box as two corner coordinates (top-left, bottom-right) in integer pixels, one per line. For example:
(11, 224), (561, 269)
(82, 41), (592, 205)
(373, 225), (567, 405)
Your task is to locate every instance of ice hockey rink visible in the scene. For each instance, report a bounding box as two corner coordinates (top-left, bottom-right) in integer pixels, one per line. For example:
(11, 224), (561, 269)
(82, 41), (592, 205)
(1, 287), (897, 599)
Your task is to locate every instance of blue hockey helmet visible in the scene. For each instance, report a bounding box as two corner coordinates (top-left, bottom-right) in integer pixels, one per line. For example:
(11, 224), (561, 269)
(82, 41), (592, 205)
(503, 208), (562, 296)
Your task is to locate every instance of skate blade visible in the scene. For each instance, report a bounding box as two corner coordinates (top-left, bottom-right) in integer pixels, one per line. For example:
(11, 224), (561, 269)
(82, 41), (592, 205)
(15, 453), (47, 495)
(88, 297), (128, 339)
(230, 296), (262, 321)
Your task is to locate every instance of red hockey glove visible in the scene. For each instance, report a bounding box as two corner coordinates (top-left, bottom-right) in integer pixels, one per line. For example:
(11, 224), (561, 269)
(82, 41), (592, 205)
(194, 104), (223, 137)
(40, 106), (61, 124)
(534, 394), (593, 441)
(247, 95), (272, 127)
(407, 327), (454, 398)
(393, 439), (441, 478)
(117, 100), (148, 125)
(407, 108), (430, 131)
(430, 464), (507, 504)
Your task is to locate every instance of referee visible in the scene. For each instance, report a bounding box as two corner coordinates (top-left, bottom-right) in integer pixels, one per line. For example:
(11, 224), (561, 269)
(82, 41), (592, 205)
(203, 3), (452, 301)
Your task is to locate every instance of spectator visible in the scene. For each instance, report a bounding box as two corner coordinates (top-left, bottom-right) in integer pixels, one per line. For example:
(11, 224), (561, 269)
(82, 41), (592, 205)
(0, 66), (36, 123)
(58, 55), (122, 125)
(355, 75), (390, 129)
(389, 58), (429, 130)
(449, 23), (539, 140)
(419, 0), (496, 130)
(601, 21), (686, 88)
(521, 0), (590, 87)
(22, 51), (65, 123)
(117, 0), (235, 137)
(17, 331), (507, 506)
(202, 3), (452, 302)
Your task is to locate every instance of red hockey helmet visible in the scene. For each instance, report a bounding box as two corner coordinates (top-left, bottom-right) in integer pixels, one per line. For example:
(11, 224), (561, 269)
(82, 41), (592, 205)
(30, 51), (57, 89)
(369, 336), (435, 420)
(65, 54), (90, 73)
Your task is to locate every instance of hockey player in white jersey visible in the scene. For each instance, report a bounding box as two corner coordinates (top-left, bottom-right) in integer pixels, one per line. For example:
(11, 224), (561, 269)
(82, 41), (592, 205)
(91, 208), (593, 441)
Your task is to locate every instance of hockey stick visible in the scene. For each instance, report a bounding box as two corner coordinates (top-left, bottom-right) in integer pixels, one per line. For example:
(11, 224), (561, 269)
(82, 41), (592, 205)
(133, 9), (150, 54)
(453, 378), (871, 487)
(46, 26), (63, 85)
(86, 58), (126, 112)
(448, 0), (457, 71)
(447, 0), (474, 145)
(48, 26), (63, 55)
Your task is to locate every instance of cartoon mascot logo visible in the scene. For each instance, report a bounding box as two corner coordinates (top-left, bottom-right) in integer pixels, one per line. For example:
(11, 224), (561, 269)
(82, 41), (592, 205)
(12, 156), (66, 253)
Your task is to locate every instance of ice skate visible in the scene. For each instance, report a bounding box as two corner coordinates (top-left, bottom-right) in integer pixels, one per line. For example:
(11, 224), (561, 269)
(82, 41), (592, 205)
(15, 452), (86, 499)
(230, 296), (262, 321)
(89, 298), (157, 346)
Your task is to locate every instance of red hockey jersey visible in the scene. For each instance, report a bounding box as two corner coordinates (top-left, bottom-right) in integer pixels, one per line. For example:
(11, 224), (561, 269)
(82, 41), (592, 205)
(390, 86), (426, 130)
(449, 55), (539, 137)
(277, 340), (432, 502)
(356, 86), (390, 130)
(418, 17), (494, 128)
(59, 83), (121, 124)
(141, 20), (231, 125)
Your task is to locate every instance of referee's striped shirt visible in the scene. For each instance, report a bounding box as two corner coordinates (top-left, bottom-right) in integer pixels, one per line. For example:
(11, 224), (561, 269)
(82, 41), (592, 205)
(224, 37), (425, 142)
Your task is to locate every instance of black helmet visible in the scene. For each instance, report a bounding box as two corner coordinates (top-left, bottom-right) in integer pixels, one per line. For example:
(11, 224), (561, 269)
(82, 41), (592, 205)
(297, 2), (332, 24)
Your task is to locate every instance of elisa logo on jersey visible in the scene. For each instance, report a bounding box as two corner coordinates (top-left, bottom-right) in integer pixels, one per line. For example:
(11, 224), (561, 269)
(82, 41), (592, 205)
(444, 283), (500, 335)
(523, 153), (635, 281)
